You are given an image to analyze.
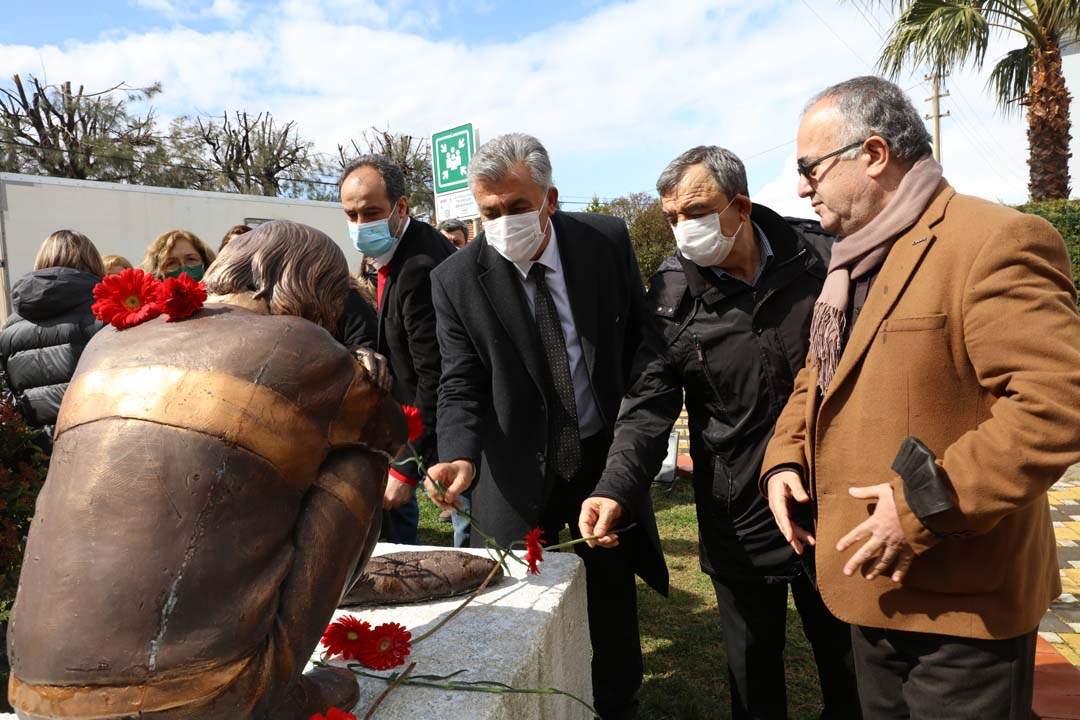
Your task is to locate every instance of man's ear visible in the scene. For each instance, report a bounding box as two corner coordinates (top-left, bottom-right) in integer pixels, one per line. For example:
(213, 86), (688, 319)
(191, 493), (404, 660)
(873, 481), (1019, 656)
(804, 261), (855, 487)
(864, 136), (891, 180)
(547, 185), (560, 213)
(737, 194), (754, 222)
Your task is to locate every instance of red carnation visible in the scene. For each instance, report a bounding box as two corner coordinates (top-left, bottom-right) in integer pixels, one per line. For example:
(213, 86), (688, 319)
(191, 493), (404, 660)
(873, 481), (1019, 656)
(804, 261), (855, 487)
(91, 268), (162, 329)
(524, 527), (546, 575)
(309, 709), (357, 720)
(356, 622), (412, 670)
(320, 615), (371, 660)
(401, 404), (424, 443)
(155, 272), (207, 322)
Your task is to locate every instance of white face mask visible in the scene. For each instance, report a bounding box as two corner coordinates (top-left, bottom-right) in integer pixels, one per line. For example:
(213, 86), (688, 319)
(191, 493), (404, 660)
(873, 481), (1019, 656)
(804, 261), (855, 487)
(483, 195), (550, 263)
(672, 196), (744, 268)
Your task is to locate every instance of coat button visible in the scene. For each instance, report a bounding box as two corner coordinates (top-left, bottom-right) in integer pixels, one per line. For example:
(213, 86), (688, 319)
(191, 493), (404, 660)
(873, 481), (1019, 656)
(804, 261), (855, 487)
(536, 452), (545, 464)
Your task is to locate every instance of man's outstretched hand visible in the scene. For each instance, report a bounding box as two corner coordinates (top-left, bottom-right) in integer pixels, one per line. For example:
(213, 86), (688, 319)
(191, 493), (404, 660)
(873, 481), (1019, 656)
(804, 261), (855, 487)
(424, 459), (475, 510)
(578, 497), (624, 548)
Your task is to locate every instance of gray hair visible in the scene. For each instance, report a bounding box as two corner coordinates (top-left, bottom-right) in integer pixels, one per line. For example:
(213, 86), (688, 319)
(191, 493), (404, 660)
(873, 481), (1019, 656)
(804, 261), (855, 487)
(656, 146), (749, 200)
(339, 154), (407, 205)
(468, 133), (552, 191)
(805, 76), (932, 163)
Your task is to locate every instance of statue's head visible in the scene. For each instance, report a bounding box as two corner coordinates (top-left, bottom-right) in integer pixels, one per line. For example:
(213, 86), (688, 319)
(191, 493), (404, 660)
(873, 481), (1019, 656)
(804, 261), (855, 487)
(205, 220), (350, 333)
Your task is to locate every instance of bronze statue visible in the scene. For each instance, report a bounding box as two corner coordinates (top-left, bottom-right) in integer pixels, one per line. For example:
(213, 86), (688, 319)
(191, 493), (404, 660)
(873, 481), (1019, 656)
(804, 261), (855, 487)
(342, 551), (502, 606)
(7, 221), (405, 719)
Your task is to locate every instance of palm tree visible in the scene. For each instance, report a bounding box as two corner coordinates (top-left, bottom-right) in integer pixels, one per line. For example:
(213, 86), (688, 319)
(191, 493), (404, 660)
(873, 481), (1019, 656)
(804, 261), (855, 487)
(870, 1), (1080, 201)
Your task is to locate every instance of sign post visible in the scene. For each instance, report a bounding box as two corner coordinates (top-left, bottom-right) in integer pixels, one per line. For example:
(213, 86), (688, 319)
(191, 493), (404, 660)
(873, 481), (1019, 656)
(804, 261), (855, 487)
(431, 123), (480, 223)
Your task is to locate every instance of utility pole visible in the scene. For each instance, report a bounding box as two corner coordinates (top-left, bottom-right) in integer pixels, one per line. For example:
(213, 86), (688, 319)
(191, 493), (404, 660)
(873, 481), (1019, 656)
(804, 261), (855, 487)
(924, 71), (950, 162)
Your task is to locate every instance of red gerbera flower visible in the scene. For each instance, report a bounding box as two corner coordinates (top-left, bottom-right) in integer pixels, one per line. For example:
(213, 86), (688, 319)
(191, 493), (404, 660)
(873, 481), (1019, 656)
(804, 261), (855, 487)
(401, 404), (424, 443)
(356, 622), (412, 670)
(524, 526), (546, 575)
(155, 272), (207, 322)
(320, 615), (371, 660)
(91, 268), (163, 329)
(309, 708), (357, 720)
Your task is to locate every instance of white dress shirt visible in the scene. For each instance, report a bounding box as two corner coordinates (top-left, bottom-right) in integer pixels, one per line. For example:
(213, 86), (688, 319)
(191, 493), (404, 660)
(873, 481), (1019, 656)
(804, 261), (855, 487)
(512, 223), (604, 437)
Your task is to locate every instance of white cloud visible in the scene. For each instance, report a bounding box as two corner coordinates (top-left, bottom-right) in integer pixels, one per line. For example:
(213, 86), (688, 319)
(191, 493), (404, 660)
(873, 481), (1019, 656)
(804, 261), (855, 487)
(752, 153), (814, 219)
(0, 0), (1044, 207)
(205, 0), (249, 23)
(131, 0), (250, 24)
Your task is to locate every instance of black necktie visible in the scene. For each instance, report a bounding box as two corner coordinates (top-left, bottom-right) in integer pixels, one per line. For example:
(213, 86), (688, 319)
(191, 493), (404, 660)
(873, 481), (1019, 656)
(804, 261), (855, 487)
(529, 263), (582, 481)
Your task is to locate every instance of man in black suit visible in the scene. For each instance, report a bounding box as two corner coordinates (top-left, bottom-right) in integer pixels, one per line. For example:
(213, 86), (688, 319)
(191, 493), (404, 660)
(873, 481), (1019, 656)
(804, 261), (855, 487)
(425, 133), (668, 720)
(340, 155), (454, 544)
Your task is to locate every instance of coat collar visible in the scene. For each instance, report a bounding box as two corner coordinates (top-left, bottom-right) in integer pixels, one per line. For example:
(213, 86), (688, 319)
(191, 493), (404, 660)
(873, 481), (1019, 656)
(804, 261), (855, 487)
(376, 218), (420, 343)
(474, 211), (600, 396)
(475, 232), (547, 395)
(821, 179), (955, 407)
(681, 203), (820, 302)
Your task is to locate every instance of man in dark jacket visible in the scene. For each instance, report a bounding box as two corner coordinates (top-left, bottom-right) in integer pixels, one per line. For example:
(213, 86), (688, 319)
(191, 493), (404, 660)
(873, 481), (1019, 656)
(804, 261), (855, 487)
(0, 266), (103, 433)
(340, 155), (455, 544)
(425, 133), (667, 720)
(580, 146), (859, 720)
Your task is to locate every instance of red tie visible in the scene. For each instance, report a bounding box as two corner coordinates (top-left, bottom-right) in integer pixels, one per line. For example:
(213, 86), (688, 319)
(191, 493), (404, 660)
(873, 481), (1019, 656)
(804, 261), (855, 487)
(376, 265), (390, 311)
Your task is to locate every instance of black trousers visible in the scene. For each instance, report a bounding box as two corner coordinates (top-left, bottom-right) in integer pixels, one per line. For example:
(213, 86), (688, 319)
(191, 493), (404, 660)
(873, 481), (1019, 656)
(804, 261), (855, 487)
(540, 432), (642, 720)
(851, 625), (1037, 720)
(711, 573), (861, 720)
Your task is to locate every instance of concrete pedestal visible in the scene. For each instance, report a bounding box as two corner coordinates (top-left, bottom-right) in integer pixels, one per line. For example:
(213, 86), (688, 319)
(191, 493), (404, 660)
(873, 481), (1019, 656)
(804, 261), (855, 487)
(323, 542), (594, 720)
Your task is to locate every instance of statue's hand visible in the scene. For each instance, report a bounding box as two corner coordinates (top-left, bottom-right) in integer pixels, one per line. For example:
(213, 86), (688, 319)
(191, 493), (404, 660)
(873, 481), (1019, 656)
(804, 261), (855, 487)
(353, 347), (391, 394)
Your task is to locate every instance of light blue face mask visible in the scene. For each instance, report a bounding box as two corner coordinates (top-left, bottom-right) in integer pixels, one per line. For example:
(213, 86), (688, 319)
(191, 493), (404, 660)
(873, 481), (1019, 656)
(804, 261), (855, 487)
(348, 204), (402, 256)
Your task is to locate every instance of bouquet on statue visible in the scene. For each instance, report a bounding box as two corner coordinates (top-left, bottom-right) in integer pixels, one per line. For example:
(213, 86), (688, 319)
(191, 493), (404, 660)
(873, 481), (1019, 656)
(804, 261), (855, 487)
(91, 268), (207, 328)
(312, 404), (634, 720)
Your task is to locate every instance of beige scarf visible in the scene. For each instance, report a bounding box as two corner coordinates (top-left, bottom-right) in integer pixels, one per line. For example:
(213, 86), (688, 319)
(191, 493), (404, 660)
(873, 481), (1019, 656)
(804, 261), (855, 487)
(809, 156), (943, 392)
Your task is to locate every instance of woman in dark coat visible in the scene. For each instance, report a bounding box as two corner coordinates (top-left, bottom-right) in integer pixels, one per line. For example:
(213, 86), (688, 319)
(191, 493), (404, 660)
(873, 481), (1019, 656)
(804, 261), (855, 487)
(0, 230), (105, 432)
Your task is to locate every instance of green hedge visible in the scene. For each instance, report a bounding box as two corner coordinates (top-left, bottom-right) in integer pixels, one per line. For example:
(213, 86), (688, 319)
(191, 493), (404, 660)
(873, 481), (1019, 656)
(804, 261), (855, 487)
(1014, 200), (1080, 302)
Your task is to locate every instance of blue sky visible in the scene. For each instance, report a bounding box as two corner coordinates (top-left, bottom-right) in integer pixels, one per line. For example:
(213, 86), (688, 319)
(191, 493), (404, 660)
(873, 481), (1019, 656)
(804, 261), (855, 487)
(0, 0), (1039, 214)
(0, 1), (603, 47)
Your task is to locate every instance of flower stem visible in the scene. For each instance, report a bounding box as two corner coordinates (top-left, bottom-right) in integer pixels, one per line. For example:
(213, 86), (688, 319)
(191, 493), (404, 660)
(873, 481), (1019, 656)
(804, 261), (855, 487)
(361, 661), (415, 720)
(347, 666), (599, 718)
(542, 522), (639, 552)
(411, 548), (508, 645)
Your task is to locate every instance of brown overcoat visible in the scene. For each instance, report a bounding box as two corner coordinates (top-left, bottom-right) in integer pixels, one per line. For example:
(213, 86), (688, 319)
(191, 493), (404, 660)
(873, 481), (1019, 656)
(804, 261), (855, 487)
(762, 182), (1080, 640)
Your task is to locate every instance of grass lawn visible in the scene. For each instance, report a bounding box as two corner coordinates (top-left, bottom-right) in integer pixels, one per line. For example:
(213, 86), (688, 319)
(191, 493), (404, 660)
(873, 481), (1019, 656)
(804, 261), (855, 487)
(416, 479), (825, 720)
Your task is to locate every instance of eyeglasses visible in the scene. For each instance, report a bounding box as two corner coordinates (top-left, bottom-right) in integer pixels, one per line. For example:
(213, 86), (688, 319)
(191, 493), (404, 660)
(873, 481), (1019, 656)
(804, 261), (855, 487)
(796, 140), (866, 180)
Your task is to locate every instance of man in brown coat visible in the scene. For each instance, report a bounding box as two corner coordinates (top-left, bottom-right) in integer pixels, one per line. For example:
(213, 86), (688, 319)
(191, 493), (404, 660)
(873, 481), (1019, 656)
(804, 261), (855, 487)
(763, 76), (1080, 719)
(7, 221), (404, 719)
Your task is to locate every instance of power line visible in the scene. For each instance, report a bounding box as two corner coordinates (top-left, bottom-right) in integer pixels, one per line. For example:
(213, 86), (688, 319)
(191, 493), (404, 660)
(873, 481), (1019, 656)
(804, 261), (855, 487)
(949, 81), (1027, 175)
(947, 102), (1022, 185)
(799, 0), (873, 69)
(849, 0), (886, 40)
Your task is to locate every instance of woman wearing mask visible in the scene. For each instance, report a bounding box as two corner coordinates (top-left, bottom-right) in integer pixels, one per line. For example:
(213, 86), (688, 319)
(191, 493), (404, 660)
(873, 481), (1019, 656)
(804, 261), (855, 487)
(142, 229), (215, 280)
(0, 230), (106, 433)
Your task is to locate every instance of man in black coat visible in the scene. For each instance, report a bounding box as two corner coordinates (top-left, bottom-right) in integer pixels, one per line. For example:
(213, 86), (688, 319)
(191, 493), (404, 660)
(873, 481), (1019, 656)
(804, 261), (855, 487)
(340, 155), (454, 544)
(425, 133), (667, 720)
(580, 147), (860, 720)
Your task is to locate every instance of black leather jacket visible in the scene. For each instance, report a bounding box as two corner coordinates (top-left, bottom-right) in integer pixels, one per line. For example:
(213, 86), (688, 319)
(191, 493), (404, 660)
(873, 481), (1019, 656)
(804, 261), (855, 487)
(593, 204), (832, 579)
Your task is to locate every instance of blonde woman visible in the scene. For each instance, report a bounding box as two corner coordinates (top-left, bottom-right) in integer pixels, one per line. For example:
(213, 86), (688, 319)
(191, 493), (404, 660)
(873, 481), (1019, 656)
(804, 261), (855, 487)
(142, 229), (216, 280)
(101, 254), (133, 275)
(0, 230), (105, 430)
